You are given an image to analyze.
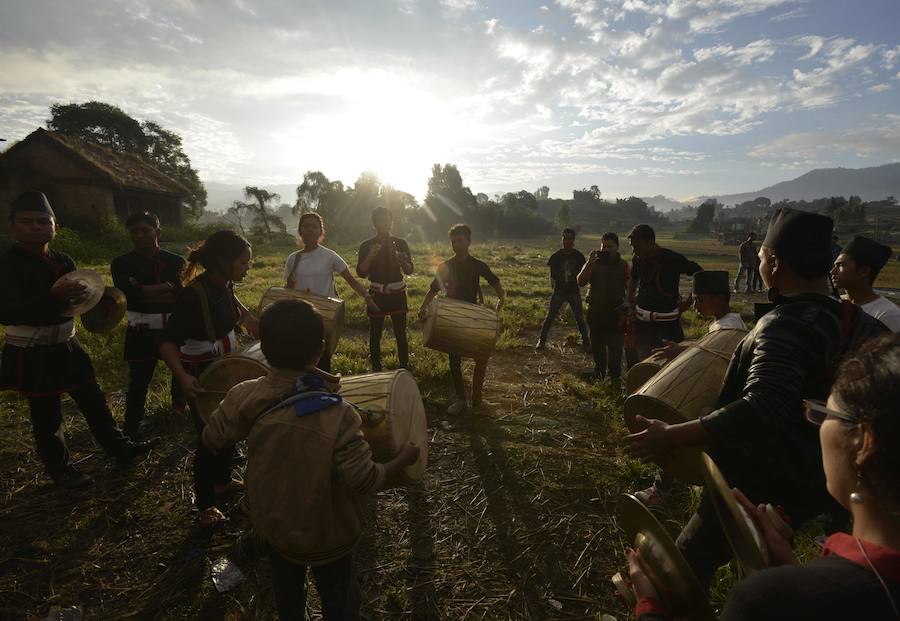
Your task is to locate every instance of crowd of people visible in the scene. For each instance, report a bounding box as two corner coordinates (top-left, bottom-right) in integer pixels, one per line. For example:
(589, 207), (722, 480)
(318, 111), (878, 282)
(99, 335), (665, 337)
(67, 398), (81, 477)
(2, 189), (900, 619)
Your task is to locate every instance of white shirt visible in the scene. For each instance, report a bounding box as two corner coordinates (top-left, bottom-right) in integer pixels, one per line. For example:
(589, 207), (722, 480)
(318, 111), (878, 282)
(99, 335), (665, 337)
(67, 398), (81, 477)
(283, 246), (348, 298)
(709, 312), (747, 332)
(859, 296), (900, 332)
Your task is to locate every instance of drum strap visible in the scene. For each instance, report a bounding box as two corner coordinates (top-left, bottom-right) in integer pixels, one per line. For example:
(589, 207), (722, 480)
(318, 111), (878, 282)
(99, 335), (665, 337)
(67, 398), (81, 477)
(190, 279), (219, 346)
(285, 252), (301, 289)
(261, 373), (343, 419)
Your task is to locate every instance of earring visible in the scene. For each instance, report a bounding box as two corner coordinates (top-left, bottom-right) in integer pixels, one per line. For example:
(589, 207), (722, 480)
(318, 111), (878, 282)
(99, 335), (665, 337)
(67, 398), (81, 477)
(850, 470), (864, 504)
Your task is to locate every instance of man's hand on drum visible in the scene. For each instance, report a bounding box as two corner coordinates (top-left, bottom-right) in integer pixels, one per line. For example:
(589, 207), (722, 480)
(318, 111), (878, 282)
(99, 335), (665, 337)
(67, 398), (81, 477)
(624, 417), (710, 461)
(177, 372), (204, 401)
(651, 339), (686, 361)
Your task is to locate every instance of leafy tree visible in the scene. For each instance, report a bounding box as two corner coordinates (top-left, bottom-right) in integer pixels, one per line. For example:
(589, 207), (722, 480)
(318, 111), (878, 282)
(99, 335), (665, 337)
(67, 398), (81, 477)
(224, 200), (253, 236)
(424, 163), (476, 238)
(535, 185), (550, 200)
(243, 186), (285, 237)
(688, 200), (718, 233)
(555, 203), (571, 229)
(295, 171), (347, 226)
(47, 101), (207, 215)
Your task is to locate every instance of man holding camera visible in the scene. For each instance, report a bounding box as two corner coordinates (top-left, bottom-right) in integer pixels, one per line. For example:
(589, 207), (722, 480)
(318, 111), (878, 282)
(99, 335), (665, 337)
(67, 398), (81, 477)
(578, 232), (630, 380)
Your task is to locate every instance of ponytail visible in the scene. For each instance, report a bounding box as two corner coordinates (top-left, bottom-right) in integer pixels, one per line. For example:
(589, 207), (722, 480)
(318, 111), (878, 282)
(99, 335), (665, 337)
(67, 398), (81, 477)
(182, 229), (251, 285)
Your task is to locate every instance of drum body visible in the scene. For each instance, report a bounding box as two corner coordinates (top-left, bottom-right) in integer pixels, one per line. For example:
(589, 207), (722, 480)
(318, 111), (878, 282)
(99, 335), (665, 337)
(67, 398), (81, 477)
(624, 328), (747, 484)
(197, 344), (427, 483)
(625, 352), (668, 395)
(423, 297), (499, 359)
(258, 287), (345, 357)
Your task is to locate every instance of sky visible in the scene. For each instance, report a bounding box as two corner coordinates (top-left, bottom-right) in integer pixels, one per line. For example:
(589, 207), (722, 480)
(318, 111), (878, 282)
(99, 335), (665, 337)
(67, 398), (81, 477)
(1, 0), (899, 201)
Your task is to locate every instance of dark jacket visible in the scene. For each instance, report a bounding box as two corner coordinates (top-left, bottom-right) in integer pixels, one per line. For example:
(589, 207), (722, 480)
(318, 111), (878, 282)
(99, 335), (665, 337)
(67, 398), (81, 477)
(587, 254), (628, 320)
(700, 292), (886, 509)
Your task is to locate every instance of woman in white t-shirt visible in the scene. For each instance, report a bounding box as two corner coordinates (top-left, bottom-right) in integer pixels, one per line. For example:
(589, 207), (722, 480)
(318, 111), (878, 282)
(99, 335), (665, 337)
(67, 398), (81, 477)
(283, 212), (379, 372)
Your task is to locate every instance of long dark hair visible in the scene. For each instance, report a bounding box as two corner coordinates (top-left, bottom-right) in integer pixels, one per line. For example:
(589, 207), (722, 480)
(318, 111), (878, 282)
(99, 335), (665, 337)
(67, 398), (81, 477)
(183, 230), (250, 285)
(832, 332), (900, 510)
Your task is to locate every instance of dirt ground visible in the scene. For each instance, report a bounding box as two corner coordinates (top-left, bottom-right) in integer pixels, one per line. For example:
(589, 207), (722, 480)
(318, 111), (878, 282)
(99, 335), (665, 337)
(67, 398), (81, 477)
(0, 331), (656, 621)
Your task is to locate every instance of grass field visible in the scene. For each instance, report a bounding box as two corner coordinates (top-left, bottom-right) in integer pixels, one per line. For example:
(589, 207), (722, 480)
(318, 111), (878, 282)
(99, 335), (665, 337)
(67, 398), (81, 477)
(0, 233), (894, 620)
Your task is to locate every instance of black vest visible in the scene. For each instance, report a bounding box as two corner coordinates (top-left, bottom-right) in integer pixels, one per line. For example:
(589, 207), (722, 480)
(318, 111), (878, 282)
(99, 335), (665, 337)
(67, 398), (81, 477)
(588, 257), (627, 310)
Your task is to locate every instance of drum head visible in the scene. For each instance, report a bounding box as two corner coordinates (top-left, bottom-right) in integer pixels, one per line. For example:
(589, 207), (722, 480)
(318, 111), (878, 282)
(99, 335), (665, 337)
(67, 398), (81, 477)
(385, 370), (428, 481)
(196, 356), (269, 424)
(625, 361), (664, 395)
(617, 494), (714, 621)
(700, 453), (768, 575)
(624, 395), (704, 484)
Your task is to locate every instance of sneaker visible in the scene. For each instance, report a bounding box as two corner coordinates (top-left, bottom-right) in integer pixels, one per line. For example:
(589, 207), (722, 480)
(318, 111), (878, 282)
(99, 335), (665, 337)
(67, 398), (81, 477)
(114, 438), (157, 468)
(53, 467), (94, 489)
(447, 399), (469, 415)
(535, 340), (546, 350)
(633, 484), (670, 509)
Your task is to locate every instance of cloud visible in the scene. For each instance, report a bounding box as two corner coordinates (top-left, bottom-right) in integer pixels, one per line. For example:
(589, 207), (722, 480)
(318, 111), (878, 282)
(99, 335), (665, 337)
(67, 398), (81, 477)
(769, 7), (807, 22)
(748, 114), (900, 162)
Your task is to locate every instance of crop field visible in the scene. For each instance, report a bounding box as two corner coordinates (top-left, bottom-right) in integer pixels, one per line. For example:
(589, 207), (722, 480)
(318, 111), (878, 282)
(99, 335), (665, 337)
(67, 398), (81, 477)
(0, 233), (896, 620)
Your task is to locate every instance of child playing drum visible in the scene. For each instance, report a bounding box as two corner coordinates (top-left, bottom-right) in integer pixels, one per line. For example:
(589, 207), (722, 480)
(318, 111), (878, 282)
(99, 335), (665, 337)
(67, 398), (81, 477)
(202, 298), (419, 620)
(418, 224), (506, 414)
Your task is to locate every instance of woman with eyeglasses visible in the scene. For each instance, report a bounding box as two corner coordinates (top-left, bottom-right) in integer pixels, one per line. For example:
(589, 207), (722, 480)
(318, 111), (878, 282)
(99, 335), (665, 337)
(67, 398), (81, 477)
(626, 332), (900, 620)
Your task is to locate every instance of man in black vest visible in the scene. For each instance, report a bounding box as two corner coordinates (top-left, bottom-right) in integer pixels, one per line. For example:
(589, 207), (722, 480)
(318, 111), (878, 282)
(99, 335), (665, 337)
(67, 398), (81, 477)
(625, 208), (887, 589)
(578, 232), (628, 380)
(627, 224), (702, 360)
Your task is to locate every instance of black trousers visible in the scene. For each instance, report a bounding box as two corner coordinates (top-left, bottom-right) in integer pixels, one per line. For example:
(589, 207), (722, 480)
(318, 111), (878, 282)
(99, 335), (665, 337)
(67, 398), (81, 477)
(28, 382), (129, 477)
(633, 319), (683, 360)
(368, 314), (409, 371)
(587, 312), (624, 378)
(184, 360), (233, 511)
(124, 359), (184, 434)
(269, 549), (360, 621)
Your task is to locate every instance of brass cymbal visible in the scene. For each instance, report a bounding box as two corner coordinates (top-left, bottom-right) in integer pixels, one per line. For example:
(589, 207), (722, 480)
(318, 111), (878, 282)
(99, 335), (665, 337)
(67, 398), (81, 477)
(616, 493), (715, 620)
(700, 453), (769, 576)
(55, 269), (105, 317)
(81, 287), (127, 334)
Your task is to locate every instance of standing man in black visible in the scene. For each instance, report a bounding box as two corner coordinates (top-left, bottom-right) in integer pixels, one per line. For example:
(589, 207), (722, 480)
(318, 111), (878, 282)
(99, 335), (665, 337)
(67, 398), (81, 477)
(111, 211), (186, 439)
(356, 207), (413, 371)
(625, 208), (886, 590)
(536, 228), (590, 352)
(734, 231), (757, 293)
(0, 192), (153, 488)
(626, 224), (702, 360)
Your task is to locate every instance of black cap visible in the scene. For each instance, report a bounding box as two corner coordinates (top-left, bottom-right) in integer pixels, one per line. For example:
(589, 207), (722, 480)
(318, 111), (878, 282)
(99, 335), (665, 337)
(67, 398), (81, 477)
(762, 208), (833, 277)
(843, 236), (893, 273)
(11, 191), (55, 218)
(693, 270), (730, 295)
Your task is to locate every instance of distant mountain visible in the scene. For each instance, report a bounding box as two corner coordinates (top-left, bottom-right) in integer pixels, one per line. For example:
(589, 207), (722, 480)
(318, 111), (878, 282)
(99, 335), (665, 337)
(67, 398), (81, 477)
(697, 163), (900, 206)
(641, 195), (687, 212)
(204, 181), (298, 212)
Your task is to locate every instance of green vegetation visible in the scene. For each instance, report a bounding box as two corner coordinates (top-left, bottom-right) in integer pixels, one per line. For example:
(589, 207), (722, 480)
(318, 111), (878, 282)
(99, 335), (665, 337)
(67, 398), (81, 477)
(0, 234), (897, 619)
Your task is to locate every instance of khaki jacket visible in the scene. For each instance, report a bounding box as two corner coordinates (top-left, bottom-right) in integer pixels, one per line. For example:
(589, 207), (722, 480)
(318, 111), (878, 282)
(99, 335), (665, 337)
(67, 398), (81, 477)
(203, 367), (386, 566)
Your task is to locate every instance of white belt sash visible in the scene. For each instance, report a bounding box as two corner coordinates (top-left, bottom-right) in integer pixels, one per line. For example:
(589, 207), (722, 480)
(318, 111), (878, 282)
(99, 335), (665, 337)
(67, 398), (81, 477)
(5, 321), (76, 347)
(127, 311), (170, 330)
(635, 305), (680, 322)
(179, 330), (236, 360)
(368, 280), (406, 294)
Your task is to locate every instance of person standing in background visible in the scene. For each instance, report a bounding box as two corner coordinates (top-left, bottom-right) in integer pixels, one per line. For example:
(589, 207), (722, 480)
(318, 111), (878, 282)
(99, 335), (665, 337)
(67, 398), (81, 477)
(578, 232), (628, 380)
(832, 235), (900, 332)
(536, 228), (590, 352)
(734, 232), (757, 293)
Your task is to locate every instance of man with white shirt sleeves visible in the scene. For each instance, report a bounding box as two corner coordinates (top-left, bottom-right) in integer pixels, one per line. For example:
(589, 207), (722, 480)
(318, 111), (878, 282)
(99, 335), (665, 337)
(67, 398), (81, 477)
(832, 235), (900, 332)
(693, 270), (747, 332)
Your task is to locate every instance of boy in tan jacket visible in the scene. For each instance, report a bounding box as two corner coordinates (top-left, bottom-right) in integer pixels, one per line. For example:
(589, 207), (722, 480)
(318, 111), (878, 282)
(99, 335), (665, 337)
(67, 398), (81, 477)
(203, 298), (419, 621)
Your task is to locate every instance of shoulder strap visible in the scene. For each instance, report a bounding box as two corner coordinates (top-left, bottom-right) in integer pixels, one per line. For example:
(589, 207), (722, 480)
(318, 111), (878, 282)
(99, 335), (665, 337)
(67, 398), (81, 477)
(285, 252), (301, 288)
(189, 279), (218, 345)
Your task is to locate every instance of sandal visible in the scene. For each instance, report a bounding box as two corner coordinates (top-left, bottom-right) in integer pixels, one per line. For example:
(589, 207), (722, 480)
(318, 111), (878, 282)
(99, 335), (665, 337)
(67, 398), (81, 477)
(199, 507), (226, 528)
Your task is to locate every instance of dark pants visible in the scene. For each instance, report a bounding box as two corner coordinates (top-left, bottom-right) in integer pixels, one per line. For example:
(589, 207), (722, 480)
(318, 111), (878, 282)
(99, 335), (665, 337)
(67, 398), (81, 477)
(124, 359), (184, 434)
(633, 319), (683, 361)
(449, 354), (465, 400)
(752, 261), (763, 291)
(28, 382), (128, 477)
(269, 549), (360, 621)
(734, 263), (754, 292)
(539, 291), (590, 346)
(368, 314), (409, 371)
(184, 360), (232, 511)
(587, 313), (624, 378)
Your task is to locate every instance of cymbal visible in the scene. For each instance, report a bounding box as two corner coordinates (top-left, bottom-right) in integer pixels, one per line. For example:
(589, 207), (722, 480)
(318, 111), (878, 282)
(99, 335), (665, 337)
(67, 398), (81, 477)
(616, 493), (715, 620)
(81, 287), (127, 334)
(700, 453), (769, 576)
(56, 269), (105, 317)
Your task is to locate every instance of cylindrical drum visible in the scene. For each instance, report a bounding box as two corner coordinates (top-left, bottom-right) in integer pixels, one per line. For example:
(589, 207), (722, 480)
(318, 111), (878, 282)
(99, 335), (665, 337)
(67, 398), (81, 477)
(257, 287), (345, 357)
(625, 340), (697, 395)
(623, 328), (747, 484)
(423, 296), (499, 360)
(196, 345), (427, 483)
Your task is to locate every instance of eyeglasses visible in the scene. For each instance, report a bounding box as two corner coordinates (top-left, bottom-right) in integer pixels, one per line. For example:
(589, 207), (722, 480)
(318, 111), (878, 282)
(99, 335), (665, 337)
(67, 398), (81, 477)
(803, 399), (861, 426)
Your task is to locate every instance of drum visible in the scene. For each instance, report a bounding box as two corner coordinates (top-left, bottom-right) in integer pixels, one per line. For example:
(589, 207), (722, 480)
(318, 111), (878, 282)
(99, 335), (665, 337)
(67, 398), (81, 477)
(623, 328), (747, 484)
(257, 287), (345, 357)
(196, 344), (427, 483)
(625, 340), (698, 395)
(423, 296), (499, 359)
